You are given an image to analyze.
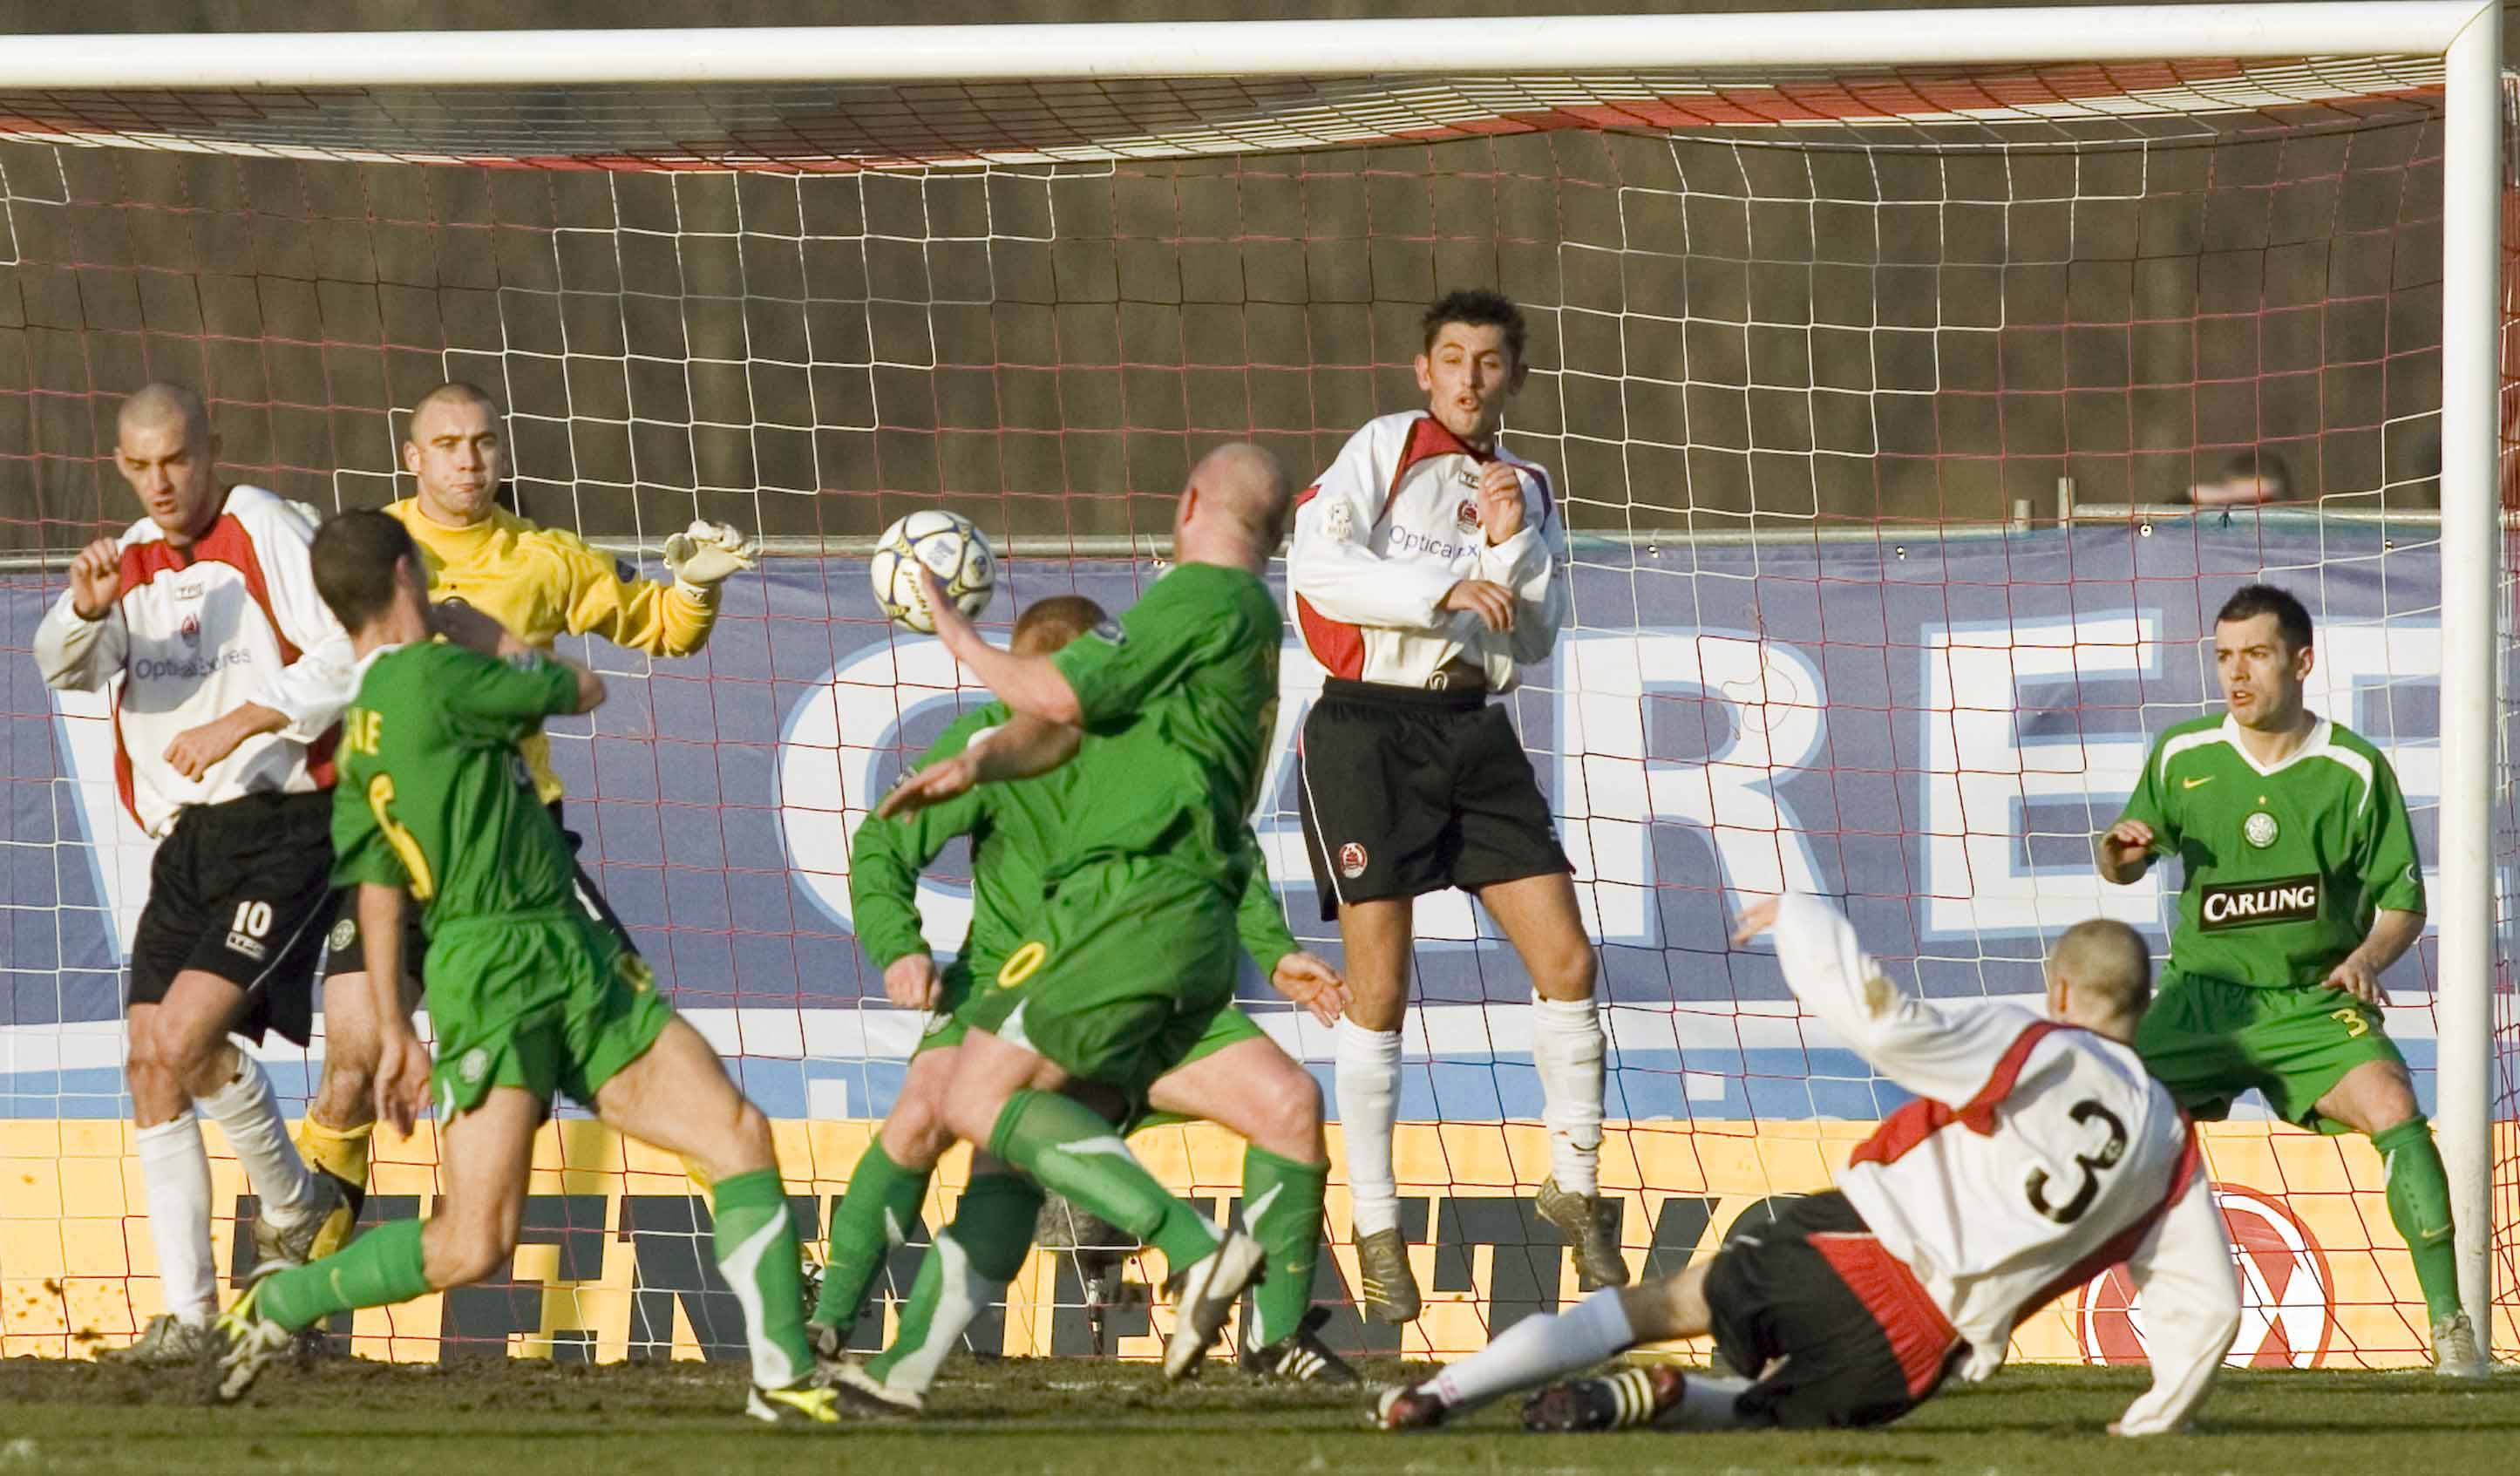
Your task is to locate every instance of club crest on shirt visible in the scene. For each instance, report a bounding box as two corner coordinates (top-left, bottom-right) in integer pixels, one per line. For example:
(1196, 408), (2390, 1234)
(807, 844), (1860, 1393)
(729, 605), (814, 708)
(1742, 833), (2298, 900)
(2243, 811), (2279, 848)
(459, 1047), (489, 1084)
(1090, 619), (1128, 646)
(329, 917), (357, 954)
(1338, 841), (1369, 880)
(178, 613), (201, 649)
(1455, 499), (1480, 533)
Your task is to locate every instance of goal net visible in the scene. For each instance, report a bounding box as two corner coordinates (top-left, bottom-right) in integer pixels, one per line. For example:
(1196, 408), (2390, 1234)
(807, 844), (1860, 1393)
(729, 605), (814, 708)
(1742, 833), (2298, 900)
(0, 16), (2511, 1371)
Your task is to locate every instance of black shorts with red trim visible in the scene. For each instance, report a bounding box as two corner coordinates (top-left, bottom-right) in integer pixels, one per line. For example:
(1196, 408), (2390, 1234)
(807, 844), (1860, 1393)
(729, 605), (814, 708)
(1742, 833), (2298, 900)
(126, 790), (333, 1046)
(1702, 1191), (1963, 1430)
(1295, 677), (1571, 922)
(321, 798), (643, 983)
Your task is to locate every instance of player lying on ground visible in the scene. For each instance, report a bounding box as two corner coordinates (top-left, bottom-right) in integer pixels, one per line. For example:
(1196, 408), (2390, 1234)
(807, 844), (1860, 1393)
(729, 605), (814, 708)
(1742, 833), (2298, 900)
(872, 442), (1297, 1381)
(1377, 893), (2241, 1436)
(213, 511), (840, 1426)
(34, 383), (389, 1363)
(1286, 289), (1612, 1321)
(815, 596), (1354, 1400)
(2099, 582), (2484, 1375)
(294, 380), (760, 1261)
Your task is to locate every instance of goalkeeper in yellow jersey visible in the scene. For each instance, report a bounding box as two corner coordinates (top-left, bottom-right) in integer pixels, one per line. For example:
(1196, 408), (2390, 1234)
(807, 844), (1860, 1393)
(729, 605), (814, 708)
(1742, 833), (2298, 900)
(296, 379), (758, 1256)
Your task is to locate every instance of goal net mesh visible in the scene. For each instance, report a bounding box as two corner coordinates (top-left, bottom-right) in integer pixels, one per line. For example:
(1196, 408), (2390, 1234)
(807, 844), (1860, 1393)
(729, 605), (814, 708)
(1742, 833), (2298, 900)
(0, 52), (2510, 1370)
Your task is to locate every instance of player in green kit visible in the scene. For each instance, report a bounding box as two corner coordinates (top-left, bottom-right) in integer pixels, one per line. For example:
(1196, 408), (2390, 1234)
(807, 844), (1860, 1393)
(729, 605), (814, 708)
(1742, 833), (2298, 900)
(211, 511), (846, 1424)
(2099, 582), (2486, 1377)
(812, 595), (1355, 1405)
(872, 442), (1295, 1383)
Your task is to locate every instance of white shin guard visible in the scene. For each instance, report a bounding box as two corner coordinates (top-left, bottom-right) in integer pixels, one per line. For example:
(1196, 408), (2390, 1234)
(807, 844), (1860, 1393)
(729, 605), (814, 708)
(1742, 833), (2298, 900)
(134, 1112), (218, 1325)
(1531, 993), (1606, 1197)
(197, 1051), (315, 1225)
(1333, 1019), (1403, 1236)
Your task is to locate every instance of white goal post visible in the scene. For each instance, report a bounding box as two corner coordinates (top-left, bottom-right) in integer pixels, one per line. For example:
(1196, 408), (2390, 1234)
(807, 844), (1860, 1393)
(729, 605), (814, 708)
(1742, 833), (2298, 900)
(0, 3), (2505, 1355)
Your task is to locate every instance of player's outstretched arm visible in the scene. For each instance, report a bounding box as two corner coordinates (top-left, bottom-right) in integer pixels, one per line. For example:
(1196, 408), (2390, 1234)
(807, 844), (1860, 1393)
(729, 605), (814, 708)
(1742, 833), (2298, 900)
(553, 519), (754, 657)
(914, 565), (1083, 724)
(1735, 893), (2019, 1107)
(357, 882), (432, 1136)
(2109, 1166), (2242, 1435)
(875, 713), (1080, 820)
(251, 497), (363, 742)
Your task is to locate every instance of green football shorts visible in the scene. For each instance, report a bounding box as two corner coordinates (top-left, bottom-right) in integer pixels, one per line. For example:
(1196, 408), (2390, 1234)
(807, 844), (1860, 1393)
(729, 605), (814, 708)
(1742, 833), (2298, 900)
(425, 911), (676, 1119)
(911, 961), (982, 1056)
(2135, 969), (2406, 1133)
(956, 855), (1240, 1098)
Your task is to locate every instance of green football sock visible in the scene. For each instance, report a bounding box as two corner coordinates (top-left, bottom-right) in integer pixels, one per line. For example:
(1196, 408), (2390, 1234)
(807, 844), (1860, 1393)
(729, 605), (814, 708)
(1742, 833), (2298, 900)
(711, 1167), (814, 1389)
(2373, 1117), (2462, 1322)
(865, 1171), (1041, 1391)
(1241, 1146), (1329, 1348)
(254, 1215), (431, 1331)
(810, 1140), (933, 1331)
(988, 1088), (1221, 1269)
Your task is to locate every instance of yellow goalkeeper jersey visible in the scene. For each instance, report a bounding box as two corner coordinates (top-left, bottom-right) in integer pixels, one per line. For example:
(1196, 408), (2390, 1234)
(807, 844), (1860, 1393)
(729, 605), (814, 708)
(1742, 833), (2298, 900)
(384, 497), (720, 803)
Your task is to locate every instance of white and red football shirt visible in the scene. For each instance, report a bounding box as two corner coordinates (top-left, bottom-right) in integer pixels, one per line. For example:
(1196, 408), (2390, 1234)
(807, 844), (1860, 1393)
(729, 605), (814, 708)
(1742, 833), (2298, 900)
(1287, 411), (1570, 691)
(34, 486), (357, 838)
(1772, 893), (2241, 1435)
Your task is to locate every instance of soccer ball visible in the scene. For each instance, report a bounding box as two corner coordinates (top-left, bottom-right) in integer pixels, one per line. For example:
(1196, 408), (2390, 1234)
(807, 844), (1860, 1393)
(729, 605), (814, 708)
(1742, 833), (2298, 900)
(871, 509), (996, 634)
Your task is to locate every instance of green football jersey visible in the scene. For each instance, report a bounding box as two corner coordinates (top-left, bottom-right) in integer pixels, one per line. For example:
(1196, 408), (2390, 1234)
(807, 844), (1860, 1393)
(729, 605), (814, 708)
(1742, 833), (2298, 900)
(2116, 713), (2425, 990)
(330, 641), (584, 930)
(1047, 561), (1283, 894)
(851, 700), (1300, 982)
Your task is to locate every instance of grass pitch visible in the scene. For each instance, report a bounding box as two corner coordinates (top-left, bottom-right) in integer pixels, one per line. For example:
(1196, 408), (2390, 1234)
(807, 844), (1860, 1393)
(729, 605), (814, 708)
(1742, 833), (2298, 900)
(1, 1355), (2512, 1476)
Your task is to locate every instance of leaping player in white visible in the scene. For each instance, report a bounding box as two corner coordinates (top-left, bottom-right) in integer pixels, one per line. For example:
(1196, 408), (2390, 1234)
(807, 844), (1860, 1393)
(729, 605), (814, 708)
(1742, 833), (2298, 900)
(1376, 893), (2241, 1437)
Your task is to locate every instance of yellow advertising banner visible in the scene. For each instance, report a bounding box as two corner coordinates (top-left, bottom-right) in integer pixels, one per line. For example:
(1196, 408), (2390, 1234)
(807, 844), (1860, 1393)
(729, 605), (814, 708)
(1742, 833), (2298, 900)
(2, 1118), (2501, 1368)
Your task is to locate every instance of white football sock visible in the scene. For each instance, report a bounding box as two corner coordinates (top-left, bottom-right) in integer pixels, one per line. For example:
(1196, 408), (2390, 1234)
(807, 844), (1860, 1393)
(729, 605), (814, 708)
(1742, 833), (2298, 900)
(1424, 1285), (1635, 1412)
(1667, 1372), (1757, 1430)
(197, 1051), (316, 1226)
(1532, 992), (1606, 1197)
(134, 1112), (218, 1326)
(1334, 1019), (1403, 1237)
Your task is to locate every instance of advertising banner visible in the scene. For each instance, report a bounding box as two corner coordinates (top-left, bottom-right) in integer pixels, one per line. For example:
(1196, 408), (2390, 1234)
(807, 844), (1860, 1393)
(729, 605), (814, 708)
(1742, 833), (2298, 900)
(0, 515), (2489, 1362)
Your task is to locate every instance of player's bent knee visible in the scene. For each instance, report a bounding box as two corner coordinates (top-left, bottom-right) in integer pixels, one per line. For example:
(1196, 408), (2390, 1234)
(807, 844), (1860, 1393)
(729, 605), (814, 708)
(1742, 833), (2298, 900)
(175, 1037), (241, 1098)
(1534, 941), (1598, 1000)
(723, 1098), (777, 1173)
(1264, 1067), (1326, 1144)
(879, 1092), (953, 1167)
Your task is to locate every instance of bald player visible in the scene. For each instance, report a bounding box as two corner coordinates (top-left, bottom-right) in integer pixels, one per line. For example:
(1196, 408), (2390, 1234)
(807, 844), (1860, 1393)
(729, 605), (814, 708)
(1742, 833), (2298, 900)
(1380, 899), (2240, 1439)
(35, 383), (388, 1361)
(295, 381), (760, 1256)
(866, 442), (1298, 1385)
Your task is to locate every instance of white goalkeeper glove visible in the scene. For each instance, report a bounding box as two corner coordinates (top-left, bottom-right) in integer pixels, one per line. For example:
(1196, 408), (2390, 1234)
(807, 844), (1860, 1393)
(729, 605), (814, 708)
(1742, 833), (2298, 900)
(662, 520), (758, 596)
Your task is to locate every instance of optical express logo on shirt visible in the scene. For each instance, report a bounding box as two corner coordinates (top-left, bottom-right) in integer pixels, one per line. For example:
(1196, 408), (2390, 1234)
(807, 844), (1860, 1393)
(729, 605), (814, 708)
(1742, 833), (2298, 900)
(129, 650), (252, 681)
(2199, 874), (2321, 929)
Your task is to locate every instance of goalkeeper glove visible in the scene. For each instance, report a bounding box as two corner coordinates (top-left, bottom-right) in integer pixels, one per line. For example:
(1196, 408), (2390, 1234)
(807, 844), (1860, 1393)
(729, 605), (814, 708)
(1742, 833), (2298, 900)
(662, 520), (758, 596)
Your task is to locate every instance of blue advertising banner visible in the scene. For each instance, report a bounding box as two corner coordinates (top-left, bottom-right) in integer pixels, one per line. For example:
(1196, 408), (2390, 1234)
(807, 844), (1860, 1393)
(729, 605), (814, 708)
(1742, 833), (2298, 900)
(0, 517), (2466, 1123)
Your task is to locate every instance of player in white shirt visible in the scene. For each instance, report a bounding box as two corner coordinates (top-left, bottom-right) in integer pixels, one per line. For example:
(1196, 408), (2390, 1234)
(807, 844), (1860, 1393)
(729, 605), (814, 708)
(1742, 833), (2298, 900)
(1287, 290), (1610, 1321)
(1376, 894), (2241, 1437)
(32, 384), (383, 1363)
